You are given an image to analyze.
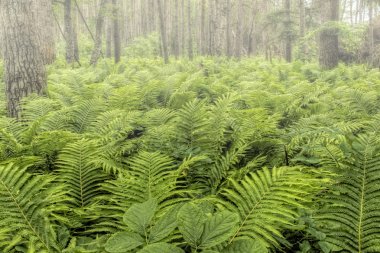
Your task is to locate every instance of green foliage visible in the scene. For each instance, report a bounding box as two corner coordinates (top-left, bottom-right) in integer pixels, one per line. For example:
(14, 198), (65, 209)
(319, 133), (380, 253)
(1, 57), (380, 252)
(0, 163), (67, 252)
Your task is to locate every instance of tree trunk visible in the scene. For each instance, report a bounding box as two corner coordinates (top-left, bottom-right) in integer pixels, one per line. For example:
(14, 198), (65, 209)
(234, 0), (244, 58)
(187, 0), (193, 60)
(106, 18), (113, 58)
(172, 0), (180, 59)
(226, 0), (232, 57)
(90, 0), (107, 65)
(0, 0), (47, 118)
(200, 0), (207, 55)
(319, 0), (339, 69)
(181, 0), (186, 55)
(369, 0), (374, 66)
(284, 0), (292, 62)
(33, 0), (56, 64)
(157, 0), (169, 63)
(299, 0), (306, 60)
(64, 0), (75, 63)
(112, 0), (121, 63)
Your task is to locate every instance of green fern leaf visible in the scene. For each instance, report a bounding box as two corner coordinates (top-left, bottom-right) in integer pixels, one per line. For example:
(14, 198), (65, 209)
(105, 232), (144, 253)
(0, 163), (63, 252)
(137, 242), (184, 253)
(123, 199), (158, 236)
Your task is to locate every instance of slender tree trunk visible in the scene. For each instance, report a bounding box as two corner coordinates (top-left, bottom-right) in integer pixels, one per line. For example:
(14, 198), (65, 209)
(33, 0), (56, 64)
(187, 0), (194, 60)
(172, 0), (180, 59)
(369, 0), (374, 66)
(112, 0), (121, 63)
(319, 0), (340, 69)
(64, 0), (75, 63)
(73, 5), (80, 62)
(226, 0), (232, 57)
(0, 0), (47, 118)
(106, 18), (113, 58)
(234, 0), (244, 58)
(157, 0), (169, 63)
(200, 0), (207, 55)
(299, 0), (306, 60)
(90, 0), (107, 65)
(285, 0), (292, 62)
(181, 0), (186, 55)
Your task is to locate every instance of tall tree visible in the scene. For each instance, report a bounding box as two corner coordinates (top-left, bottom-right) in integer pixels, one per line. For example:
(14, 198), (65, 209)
(299, 0), (306, 60)
(157, 0), (169, 63)
(0, 0), (47, 117)
(284, 0), (292, 62)
(187, 0), (194, 60)
(112, 0), (121, 63)
(106, 18), (113, 58)
(368, 0), (374, 65)
(200, 0), (207, 55)
(235, 0), (244, 58)
(172, 0), (180, 59)
(319, 0), (340, 69)
(33, 0), (56, 64)
(64, 0), (78, 64)
(90, 0), (107, 65)
(226, 0), (232, 57)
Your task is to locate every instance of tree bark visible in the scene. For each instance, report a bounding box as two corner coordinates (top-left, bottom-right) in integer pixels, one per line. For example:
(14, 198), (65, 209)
(319, 0), (339, 69)
(187, 0), (193, 60)
(284, 0), (292, 62)
(64, 0), (75, 63)
(112, 0), (121, 63)
(234, 0), (244, 58)
(90, 0), (107, 65)
(172, 0), (180, 59)
(200, 0), (207, 55)
(157, 0), (169, 63)
(33, 0), (56, 64)
(299, 0), (306, 60)
(0, 0), (47, 118)
(226, 0), (232, 57)
(106, 18), (113, 58)
(369, 0), (374, 66)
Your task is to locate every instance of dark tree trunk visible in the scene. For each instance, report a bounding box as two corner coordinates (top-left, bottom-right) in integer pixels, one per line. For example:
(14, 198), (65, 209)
(187, 0), (193, 60)
(157, 0), (169, 63)
(0, 0), (47, 118)
(319, 0), (339, 69)
(90, 0), (107, 65)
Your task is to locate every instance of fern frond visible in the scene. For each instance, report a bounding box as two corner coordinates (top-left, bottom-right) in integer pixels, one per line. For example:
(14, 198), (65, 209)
(57, 139), (108, 207)
(0, 163), (64, 252)
(220, 167), (319, 248)
(320, 133), (380, 253)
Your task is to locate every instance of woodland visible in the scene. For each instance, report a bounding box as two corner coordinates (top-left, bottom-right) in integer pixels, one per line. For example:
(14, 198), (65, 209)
(0, 0), (380, 253)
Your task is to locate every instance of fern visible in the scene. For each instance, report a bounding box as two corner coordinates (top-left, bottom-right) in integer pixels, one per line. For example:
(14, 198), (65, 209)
(319, 133), (380, 252)
(57, 139), (107, 207)
(0, 163), (67, 252)
(219, 166), (320, 249)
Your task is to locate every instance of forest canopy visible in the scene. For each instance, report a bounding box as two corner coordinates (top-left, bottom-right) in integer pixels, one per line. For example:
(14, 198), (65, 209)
(0, 0), (380, 253)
